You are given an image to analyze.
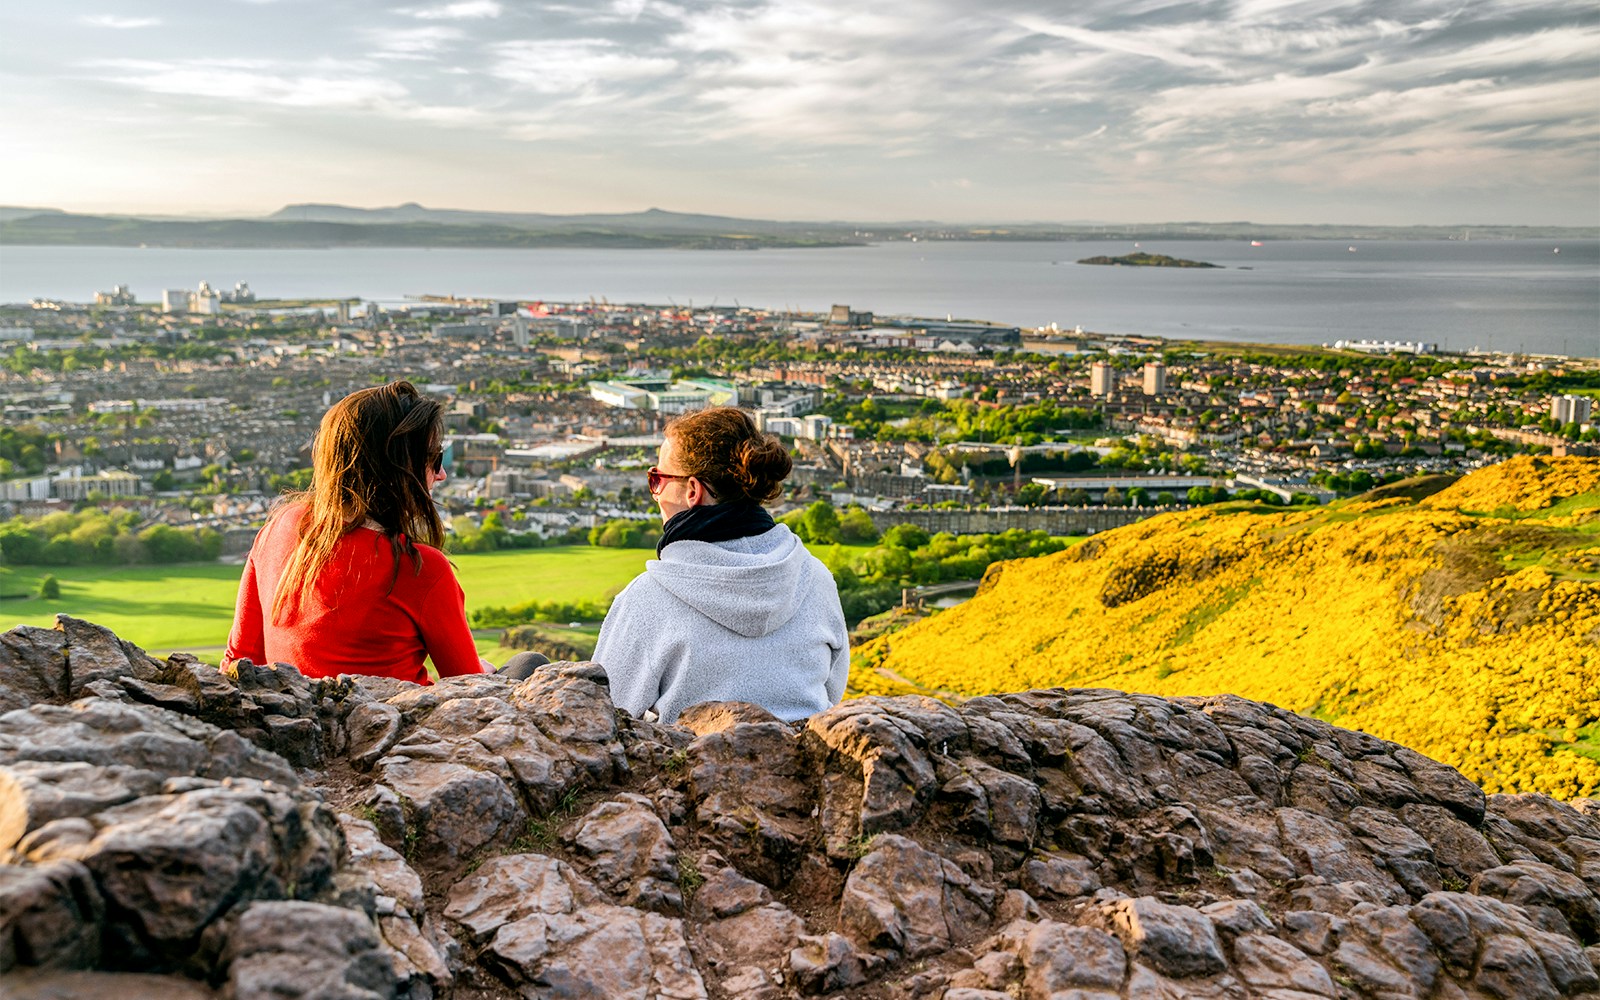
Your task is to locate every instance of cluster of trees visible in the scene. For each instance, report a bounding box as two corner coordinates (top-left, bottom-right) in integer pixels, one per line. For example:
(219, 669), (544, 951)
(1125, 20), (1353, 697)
(587, 518), (662, 549)
(777, 501), (879, 545)
(815, 524), (1074, 621)
(0, 509), (222, 565)
(0, 425), (53, 477)
(470, 597), (612, 629)
(444, 511), (587, 553)
(1537, 414), (1600, 442)
(826, 397), (1102, 447)
(922, 440), (1205, 488)
(1311, 470), (1377, 493)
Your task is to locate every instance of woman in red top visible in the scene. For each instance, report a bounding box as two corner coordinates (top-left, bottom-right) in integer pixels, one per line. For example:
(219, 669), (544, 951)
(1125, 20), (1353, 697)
(225, 380), (491, 684)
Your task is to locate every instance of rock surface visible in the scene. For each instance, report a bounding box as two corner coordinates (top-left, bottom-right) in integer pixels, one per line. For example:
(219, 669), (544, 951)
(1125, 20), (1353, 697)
(3, 616), (1599, 999)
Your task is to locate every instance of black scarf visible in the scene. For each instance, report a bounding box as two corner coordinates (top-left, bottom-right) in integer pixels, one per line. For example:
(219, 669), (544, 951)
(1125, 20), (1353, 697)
(656, 500), (777, 556)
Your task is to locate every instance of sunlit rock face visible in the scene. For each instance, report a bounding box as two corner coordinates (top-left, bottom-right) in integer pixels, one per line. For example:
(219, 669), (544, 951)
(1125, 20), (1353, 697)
(3, 615), (1599, 1000)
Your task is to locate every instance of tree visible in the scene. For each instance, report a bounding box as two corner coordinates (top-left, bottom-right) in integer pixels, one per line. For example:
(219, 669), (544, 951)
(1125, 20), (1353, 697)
(480, 512), (510, 550)
(1015, 483), (1049, 507)
(801, 501), (841, 545)
(37, 574), (60, 599)
(0, 525), (44, 563)
(882, 523), (930, 550)
(838, 508), (879, 545)
(1102, 486), (1124, 506)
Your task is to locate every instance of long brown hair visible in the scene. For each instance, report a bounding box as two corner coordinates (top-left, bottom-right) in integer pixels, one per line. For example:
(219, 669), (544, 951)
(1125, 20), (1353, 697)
(270, 380), (446, 623)
(666, 406), (792, 504)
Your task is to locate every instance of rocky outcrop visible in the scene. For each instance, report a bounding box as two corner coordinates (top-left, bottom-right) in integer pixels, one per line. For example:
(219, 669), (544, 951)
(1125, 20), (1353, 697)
(3, 616), (1599, 999)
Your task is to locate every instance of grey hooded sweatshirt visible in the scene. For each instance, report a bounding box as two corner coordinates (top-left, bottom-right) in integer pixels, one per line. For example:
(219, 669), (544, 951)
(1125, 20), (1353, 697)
(592, 523), (849, 724)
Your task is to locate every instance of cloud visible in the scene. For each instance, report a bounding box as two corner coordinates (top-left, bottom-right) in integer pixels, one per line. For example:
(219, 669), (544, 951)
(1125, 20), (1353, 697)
(92, 59), (408, 110)
(35, 0), (1599, 220)
(489, 39), (676, 94)
(408, 1), (501, 20)
(365, 25), (464, 58)
(79, 15), (161, 29)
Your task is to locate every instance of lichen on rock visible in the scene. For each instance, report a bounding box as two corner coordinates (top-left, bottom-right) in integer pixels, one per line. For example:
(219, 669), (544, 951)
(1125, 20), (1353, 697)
(2, 615), (1599, 999)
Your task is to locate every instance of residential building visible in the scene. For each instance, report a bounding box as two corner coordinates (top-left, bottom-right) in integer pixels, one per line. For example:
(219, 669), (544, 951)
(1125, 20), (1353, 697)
(1090, 362), (1116, 398)
(53, 470), (143, 501)
(94, 284), (137, 307)
(1551, 395), (1593, 426)
(1143, 361), (1168, 396)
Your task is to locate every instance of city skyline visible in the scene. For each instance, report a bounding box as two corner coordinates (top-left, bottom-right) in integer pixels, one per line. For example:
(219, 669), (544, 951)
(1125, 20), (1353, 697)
(1, 0), (1596, 225)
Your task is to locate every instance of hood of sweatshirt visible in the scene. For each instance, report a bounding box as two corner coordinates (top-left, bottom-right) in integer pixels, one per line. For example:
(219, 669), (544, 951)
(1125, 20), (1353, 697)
(646, 523), (815, 638)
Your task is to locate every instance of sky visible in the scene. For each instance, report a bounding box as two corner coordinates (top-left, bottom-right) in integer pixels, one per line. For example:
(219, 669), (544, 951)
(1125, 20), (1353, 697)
(1, 0), (1596, 225)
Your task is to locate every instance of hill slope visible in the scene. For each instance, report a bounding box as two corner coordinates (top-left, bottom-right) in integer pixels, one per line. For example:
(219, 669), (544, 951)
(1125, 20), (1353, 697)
(856, 456), (1600, 799)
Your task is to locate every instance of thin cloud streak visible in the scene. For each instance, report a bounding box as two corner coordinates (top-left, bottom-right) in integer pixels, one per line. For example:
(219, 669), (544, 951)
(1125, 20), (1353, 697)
(79, 14), (161, 29)
(408, 1), (502, 19)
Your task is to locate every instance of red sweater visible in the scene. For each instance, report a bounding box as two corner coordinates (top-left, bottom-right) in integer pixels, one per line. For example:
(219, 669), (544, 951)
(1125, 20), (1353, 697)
(225, 504), (486, 684)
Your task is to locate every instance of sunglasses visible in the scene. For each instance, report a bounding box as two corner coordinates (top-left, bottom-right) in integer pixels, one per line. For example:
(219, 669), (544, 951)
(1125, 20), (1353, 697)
(431, 440), (452, 474)
(647, 467), (691, 495)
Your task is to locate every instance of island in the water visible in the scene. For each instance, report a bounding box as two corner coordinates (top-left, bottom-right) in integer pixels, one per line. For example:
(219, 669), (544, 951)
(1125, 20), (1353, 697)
(1077, 251), (1219, 268)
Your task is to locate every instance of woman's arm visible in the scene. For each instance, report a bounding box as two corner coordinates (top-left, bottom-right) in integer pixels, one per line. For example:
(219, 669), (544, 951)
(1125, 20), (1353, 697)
(591, 582), (664, 716)
(419, 571), (489, 677)
(223, 553), (267, 668)
(823, 583), (850, 705)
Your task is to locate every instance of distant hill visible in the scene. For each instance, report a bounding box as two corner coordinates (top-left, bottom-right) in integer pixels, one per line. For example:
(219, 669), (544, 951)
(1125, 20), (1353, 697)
(3, 203), (1594, 248)
(0, 205), (64, 223)
(0, 211), (859, 250)
(854, 456), (1600, 800)
(265, 202), (852, 237)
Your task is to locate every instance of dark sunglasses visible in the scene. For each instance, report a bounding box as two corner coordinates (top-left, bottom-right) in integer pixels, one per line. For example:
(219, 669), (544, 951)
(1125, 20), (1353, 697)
(428, 438), (454, 473)
(647, 467), (691, 495)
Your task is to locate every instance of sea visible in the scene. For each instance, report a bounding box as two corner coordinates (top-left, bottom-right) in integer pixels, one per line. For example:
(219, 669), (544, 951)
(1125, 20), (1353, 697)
(2, 239), (1596, 357)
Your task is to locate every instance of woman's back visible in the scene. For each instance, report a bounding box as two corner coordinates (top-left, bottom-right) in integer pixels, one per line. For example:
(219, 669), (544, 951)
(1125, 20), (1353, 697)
(594, 523), (848, 723)
(227, 503), (482, 683)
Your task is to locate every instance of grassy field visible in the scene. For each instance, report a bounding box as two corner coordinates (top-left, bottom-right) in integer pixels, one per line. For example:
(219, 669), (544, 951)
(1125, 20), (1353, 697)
(0, 535), (1058, 662)
(0, 546), (652, 656)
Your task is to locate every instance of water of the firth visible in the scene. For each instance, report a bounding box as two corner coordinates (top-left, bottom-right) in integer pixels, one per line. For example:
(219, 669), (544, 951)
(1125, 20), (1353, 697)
(2, 239), (1595, 357)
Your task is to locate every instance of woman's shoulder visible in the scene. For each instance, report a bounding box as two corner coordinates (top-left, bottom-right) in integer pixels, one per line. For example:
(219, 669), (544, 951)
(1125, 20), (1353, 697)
(255, 500), (307, 545)
(412, 539), (455, 574)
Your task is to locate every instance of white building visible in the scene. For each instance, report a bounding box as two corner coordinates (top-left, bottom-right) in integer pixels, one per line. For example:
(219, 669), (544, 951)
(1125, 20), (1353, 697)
(52, 470), (143, 501)
(192, 281), (220, 315)
(802, 413), (834, 440)
(162, 289), (191, 314)
(0, 476), (51, 502)
(1090, 361), (1117, 398)
(94, 284), (136, 307)
(1331, 339), (1436, 355)
(588, 378), (737, 414)
(763, 416), (804, 438)
(1551, 395), (1593, 426)
(1142, 361), (1167, 396)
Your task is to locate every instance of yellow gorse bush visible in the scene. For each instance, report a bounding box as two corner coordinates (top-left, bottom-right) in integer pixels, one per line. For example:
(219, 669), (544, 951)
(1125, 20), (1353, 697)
(852, 457), (1600, 800)
(1423, 454), (1600, 512)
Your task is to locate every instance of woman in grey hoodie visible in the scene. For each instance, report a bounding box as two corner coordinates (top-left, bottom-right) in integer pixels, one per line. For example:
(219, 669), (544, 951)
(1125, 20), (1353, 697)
(593, 407), (849, 724)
